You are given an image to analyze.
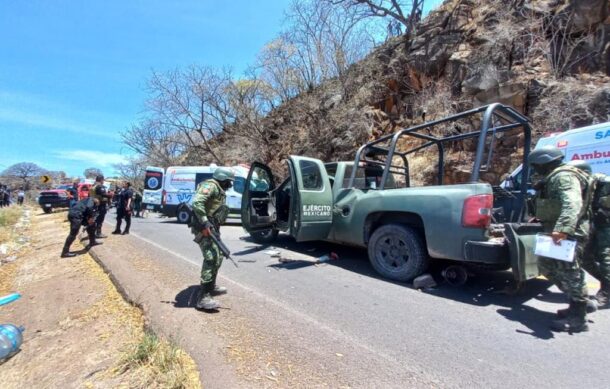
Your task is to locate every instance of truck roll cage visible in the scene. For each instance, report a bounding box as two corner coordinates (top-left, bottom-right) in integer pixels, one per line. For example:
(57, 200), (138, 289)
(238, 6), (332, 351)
(349, 103), (532, 191)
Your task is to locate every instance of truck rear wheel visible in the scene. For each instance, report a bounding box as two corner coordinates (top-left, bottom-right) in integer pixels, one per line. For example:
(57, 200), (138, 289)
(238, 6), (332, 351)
(368, 224), (427, 282)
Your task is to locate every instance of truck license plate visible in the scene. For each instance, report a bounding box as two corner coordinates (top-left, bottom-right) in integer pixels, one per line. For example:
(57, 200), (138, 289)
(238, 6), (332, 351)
(147, 205), (154, 210)
(45, 203), (51, 207)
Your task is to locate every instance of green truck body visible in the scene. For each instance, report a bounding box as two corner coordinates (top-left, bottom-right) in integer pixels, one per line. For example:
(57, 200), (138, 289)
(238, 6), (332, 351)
(242, 104), (543, 282)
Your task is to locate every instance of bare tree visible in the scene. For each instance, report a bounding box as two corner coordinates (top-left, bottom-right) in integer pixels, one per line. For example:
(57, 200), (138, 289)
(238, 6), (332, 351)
(113, 157), (146, 189)
(330, 0), (424, 37)
(2, 162), (47, 189)
(283, 0), (375, 88)
(83, 167), (104, 179)
(122, 119), (187, 167)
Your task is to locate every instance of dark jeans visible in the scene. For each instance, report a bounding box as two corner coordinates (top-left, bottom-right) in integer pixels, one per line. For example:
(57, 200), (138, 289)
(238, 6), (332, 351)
(115, 208), (131, 233)
(63, 217), (95, 252)
(95, 205), (107, 234)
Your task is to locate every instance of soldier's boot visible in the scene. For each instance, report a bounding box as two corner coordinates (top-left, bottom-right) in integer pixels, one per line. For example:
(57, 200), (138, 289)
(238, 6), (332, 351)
(211, 285), (227, 296)
(557, 298), (598, 318)
(211, 277), (227, 296)
(196, 284), (220, 311)
(551, 301), (589, 333)
(95, 228), (108, 239)
(112, 221), (121, 234)
(595, 281), (610, 308)
(60, 244), (76, 258)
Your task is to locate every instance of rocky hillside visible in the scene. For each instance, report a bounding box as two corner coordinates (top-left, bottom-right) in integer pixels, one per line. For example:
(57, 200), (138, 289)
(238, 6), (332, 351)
(217, 0), (609, 183)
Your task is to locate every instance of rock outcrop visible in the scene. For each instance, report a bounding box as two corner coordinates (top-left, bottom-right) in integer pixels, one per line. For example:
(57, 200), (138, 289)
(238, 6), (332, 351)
(215, 0), (609, 184)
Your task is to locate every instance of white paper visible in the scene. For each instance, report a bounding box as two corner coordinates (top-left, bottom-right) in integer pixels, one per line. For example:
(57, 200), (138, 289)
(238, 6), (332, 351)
(534, 234), (576, 262)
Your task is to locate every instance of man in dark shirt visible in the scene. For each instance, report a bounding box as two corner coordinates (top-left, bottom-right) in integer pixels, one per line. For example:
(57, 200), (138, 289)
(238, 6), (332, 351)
(113, 181), (134, 235)
(61, 197), (101, 257)
(89, 175), (112, 238)
(66, 181), (79, 208)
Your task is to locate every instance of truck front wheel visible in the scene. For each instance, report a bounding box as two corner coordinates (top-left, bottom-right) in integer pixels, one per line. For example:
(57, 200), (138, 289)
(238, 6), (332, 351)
(249, 229), (279, 244)
(367, 224), (428, 282)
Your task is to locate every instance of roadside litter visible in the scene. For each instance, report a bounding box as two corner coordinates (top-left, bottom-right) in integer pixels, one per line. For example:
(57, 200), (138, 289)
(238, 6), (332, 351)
(316, 252), (339, 264)
(0, 293), (25, 363)
(263, 250), (282, 258)
(413, 274), (437, 289)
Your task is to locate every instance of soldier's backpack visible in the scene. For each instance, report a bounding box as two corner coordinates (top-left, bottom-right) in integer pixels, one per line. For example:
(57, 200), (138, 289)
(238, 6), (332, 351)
(592, 174), (610, 226)
(536, 165), (595, 224)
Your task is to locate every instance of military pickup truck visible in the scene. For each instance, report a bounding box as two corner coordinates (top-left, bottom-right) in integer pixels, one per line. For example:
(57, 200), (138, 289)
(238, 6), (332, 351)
(241, 104), (542, 283)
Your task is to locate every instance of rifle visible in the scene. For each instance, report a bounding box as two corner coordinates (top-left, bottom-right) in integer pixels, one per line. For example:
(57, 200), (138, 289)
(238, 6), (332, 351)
(194, 229), (239, 268)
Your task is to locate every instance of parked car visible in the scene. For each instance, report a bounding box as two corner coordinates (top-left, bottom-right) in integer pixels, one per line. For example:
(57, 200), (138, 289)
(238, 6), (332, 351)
(38, 189), (70, 213)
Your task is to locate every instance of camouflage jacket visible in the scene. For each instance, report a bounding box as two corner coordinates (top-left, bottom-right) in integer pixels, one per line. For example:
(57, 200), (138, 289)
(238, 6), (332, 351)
(89, 183), (111, 205)
(191, 179), (226, 232)
(535, 165), (592, 238)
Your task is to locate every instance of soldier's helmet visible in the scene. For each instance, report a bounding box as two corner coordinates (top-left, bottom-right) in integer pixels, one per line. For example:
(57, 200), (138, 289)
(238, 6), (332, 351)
(213, 167), (235, 182)
(566, 160), (592, 174)
(528, 146), (564, 166)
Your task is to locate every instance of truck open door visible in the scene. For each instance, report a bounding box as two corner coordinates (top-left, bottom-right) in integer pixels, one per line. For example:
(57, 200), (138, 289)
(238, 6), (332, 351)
(504, 223), (544, 282)
(242, 162), (277, 232)
(289, 156), (334, 242)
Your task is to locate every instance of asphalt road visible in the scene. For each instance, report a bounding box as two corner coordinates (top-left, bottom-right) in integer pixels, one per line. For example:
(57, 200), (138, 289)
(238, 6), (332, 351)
(123, 212), (610, 388)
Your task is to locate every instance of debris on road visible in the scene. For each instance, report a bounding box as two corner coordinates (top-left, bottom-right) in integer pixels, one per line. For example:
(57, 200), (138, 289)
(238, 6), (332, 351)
(413, 274), (437, 289)
(263, 250), (282, 258)
(316, 252), (339, 264)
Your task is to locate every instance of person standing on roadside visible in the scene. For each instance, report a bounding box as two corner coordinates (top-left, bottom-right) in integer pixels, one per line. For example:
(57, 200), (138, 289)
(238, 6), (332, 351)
(113, 181), (133, 235)
(61, 197), (101, 257)
(133, 188), (143, 218)
(530, 146), (593, 333)
(17, 189), (25, 205)
(67, 181), (79, 208)
(191, 167), (234, 311)
(89, 175), (112, 238)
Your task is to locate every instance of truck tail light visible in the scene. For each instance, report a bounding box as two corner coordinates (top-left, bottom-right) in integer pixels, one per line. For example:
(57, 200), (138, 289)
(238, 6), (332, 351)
(162, 190), (167, 205)
(462, 194), (493, 228)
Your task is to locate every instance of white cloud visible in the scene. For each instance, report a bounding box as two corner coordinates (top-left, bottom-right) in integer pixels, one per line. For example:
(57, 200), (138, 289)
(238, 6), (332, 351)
(0, 90), (125, 139)
(54, 149), (126, 168)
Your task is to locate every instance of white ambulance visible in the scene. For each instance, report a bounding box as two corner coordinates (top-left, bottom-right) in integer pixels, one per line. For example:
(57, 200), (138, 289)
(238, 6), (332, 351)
(142, 166), (165, 212)
(503, 121), (610, 190)
(144, 164), (249, 223)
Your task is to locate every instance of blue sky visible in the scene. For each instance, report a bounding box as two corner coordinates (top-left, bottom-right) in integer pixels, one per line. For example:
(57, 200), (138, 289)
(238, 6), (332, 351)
(0, 0), (442, 178)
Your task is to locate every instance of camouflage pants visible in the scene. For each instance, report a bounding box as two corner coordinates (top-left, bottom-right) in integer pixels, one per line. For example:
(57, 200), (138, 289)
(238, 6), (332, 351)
(198, 236), (223, 286)
(582, 226), (610, 285)
(538, 238), (588, 303)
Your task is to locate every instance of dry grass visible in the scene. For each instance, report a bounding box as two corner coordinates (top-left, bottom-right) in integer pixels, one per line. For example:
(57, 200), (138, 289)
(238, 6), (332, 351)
(0, 206), (23, 244)
(117, 331), (201, 389)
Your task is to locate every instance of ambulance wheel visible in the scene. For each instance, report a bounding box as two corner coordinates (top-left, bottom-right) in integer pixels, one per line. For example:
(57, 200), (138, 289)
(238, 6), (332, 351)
(176, 206), (192, 224)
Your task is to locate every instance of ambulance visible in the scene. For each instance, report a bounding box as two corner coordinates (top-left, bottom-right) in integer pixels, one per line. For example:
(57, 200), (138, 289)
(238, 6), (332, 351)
(142, 164), (249, 223)
(502, 121), (610, 190)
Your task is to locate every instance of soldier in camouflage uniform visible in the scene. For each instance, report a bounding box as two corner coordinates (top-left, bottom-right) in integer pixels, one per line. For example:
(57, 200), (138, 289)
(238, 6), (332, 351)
(567, 160), (610, 308)
(191, 167), (235, 311)
(530, 146), (593, 333)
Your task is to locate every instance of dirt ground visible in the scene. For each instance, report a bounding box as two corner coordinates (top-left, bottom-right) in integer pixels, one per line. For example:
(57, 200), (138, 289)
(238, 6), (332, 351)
(0, 207), (201, 388)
